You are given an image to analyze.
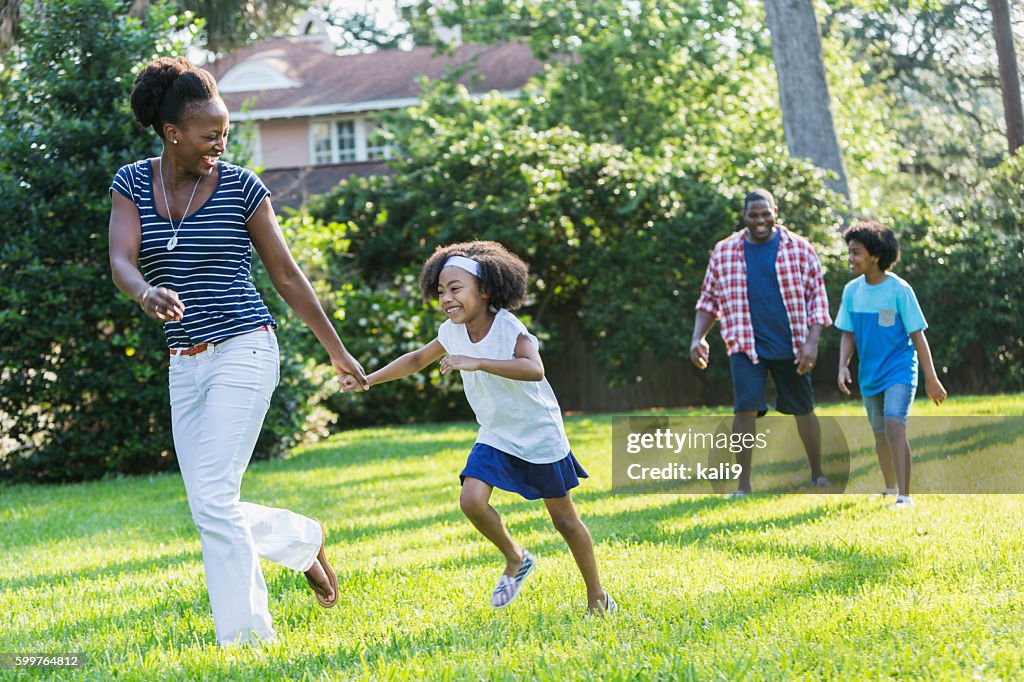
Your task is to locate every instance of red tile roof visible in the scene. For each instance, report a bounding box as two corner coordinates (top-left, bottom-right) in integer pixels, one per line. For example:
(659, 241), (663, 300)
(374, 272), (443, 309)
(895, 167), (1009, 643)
(207, 41), (544, 119)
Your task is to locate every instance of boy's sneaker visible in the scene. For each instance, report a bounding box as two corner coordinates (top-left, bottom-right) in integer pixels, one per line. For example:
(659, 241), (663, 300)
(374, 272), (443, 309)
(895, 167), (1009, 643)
(873, 487), (899, 499)
(893, 495), (914, 509)
(811, 475), (832, 487)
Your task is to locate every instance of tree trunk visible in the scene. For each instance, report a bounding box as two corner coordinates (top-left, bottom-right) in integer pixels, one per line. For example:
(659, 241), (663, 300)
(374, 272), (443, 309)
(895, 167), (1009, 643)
(762, 0), (850, 201)
(0, 0), (21, 55)
(989, 0), (1024, 155)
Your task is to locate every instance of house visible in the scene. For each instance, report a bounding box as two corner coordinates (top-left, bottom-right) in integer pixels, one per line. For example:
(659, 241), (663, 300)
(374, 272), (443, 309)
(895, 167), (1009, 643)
(205, 16), (545, 209)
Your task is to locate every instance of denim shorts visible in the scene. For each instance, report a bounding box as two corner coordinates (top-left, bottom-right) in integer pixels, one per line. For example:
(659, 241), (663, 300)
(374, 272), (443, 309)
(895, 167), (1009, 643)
(729, 353), (814, 416)
(863, 383), (916, 432)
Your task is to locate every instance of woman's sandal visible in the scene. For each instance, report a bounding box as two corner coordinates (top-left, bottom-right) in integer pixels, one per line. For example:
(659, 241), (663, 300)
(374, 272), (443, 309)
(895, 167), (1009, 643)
(304, 518), (339, 608)
(491, 550), (536, 609)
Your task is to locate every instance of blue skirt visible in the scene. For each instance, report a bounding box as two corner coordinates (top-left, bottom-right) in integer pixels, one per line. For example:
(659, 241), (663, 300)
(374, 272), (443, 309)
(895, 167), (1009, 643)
(460, 442), (589, 500)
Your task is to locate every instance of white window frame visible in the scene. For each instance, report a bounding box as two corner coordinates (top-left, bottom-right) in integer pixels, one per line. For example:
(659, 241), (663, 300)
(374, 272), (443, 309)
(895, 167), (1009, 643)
(308, 115), (394, 165)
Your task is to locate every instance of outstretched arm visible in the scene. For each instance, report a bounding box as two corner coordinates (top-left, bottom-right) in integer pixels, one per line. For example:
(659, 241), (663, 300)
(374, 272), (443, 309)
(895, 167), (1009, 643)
(910, 330), (947, 405)
(247, 197), (366, 389)
(440, 333), (544, 381)
(365, 338), (447, 388)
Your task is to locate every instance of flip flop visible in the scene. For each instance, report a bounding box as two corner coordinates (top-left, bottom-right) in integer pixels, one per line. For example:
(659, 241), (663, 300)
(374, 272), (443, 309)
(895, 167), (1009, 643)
(304, 518), (338, 608)
(491, 550), (536, 609)
(586, 591), (619, 617)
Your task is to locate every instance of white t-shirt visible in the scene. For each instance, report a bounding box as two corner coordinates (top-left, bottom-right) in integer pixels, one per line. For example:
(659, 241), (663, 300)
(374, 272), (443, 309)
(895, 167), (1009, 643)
(437, 309), (571, 464)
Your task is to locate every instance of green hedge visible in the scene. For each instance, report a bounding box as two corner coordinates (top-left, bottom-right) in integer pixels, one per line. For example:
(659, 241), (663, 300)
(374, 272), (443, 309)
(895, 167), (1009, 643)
(2, 3), (1018, 482)
(284, 116), (846, 424)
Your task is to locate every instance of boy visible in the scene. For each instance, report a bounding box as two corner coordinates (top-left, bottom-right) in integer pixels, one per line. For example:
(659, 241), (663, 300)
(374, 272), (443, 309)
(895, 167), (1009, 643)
(836, 221), (947, 508)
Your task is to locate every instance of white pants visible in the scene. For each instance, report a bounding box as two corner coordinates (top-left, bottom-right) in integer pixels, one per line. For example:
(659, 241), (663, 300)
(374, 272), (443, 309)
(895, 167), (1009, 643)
(169, 329), (322, 646)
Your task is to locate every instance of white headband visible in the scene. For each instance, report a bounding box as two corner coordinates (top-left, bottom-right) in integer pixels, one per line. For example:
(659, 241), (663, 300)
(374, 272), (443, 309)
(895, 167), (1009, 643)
(443, 255), (481, 277)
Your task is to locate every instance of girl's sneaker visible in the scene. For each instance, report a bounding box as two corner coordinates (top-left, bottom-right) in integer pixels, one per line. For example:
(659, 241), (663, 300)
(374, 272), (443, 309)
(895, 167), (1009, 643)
(894, 495), (914, 509)
(490, 550), (536, 609)
(873, 487), (899, 499)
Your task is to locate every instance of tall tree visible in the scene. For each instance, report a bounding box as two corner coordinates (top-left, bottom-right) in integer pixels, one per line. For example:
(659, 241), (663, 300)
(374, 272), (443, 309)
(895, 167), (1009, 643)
(763, 0), (851, 199)
(824, 0), (1015, 190)
(989, 0), (1024, 154)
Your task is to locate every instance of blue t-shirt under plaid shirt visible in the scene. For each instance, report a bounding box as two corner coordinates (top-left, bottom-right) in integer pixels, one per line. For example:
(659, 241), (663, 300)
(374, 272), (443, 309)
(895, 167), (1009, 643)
(744, 231), (795, 360)
(835, 273), (927, 396)
(110, 159), (276, 349)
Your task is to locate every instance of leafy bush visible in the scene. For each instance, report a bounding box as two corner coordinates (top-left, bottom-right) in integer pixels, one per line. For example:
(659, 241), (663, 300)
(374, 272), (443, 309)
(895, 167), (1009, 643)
(889, 186), (1024, 394)
(256, 216), (472, 438)
(0, 1), (188, 481)
(288, 94), (846, 420)
(0, 1), (331, 480)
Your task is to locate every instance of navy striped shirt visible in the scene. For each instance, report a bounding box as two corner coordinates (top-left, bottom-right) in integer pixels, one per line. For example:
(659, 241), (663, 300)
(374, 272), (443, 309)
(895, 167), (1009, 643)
(110, 159), (276, 349)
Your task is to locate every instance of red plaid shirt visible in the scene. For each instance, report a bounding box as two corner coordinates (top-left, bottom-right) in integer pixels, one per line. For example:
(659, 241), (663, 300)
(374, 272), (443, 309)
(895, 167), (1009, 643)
(696, 225), (832, 363)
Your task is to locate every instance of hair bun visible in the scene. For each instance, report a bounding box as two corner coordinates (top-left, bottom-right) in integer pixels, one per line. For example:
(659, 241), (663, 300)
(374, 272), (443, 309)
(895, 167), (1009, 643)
(130, 56), (192, 128)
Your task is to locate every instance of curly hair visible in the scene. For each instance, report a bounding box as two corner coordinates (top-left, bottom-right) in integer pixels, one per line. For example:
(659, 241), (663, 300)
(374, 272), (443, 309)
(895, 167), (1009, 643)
(130, 56), (220, 139)
(843, 220), (900, 271)
(419, 241), (529, 311)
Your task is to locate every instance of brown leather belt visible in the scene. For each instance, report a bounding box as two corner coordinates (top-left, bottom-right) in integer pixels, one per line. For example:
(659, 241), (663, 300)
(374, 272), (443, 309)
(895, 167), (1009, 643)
(168, 325), (271, 356)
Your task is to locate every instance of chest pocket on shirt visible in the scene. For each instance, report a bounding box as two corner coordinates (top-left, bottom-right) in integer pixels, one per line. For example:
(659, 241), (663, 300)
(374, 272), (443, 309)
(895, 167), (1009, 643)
(878, 309), (897, 327)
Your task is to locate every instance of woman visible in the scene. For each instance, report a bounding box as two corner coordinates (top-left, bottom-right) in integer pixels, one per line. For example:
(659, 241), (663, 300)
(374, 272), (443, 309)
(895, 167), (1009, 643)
(108, 56), (365, 646)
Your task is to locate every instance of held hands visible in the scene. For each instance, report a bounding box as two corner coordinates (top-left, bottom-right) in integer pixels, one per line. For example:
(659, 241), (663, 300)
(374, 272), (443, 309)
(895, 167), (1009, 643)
(141, 286), (185, 322)
(794, 341), (818, 376)
(338, 374), (366, 392)
(440, 354), (481, 375)
(837, 366), (853, 396)
(332, 351), (368, 393)
(690, 339), (710, 370)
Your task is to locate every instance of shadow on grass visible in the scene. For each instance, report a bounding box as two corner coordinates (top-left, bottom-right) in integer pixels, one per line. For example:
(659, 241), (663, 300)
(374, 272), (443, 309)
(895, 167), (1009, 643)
(5, 479), (908, 678)
(168, 514), (904, 680)
(838, 418), (1024, 493)
(14, 408), (988, 562)
(8, 412), (1018, 678)
(1, 427), (472, 552)
(648, 417), (1024, 496)
(2, 548), (204, 594)
(278, 425), (478, 472)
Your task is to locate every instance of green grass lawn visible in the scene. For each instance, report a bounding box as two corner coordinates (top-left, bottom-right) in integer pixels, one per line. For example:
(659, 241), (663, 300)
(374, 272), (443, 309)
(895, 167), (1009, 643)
(1, 394), (1023, 680)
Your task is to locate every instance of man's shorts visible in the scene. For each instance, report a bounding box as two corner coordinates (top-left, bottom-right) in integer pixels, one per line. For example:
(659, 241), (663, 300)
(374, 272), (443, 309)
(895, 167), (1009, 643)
(729, 353), (814, 416)
(863, 383), (916, 432)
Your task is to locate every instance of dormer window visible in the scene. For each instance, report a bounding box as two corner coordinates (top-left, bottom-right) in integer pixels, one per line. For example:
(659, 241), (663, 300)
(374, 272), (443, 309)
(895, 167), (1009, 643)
(219, 61), (301, 94)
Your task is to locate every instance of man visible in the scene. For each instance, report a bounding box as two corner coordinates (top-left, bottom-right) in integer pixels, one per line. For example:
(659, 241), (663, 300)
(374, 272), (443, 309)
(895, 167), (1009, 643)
(690, 189), (832, 495)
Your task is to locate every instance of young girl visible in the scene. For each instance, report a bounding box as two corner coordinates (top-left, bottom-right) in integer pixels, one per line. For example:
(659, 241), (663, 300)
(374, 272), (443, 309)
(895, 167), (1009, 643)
(835, 221), (947, 508)
(347, 241), (616, 613)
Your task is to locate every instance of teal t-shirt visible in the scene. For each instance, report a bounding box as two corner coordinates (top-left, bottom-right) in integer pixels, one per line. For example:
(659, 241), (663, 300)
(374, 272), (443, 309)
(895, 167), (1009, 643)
(835, 273), (927, 396)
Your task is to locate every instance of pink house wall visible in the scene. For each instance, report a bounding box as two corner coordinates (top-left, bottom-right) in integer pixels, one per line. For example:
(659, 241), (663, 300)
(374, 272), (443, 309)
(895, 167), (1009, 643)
(258, 119), (309, 168)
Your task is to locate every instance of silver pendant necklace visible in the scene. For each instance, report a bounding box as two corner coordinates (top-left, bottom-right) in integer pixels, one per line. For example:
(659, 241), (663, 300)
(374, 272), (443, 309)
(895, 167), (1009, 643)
(159, 157), (201, 251)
